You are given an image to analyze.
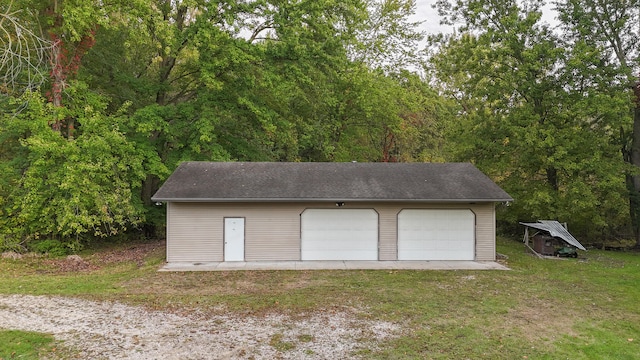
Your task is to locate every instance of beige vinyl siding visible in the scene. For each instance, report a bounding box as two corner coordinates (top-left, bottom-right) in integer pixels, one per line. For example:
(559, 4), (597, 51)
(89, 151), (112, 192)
(167, 202), (222, 262)
(472, 203), (496, 261)
(376, 205), (398, 260)
(243, 204), (300, 261)
(169, 203), (301, 261)
(165, 201), (498, 263)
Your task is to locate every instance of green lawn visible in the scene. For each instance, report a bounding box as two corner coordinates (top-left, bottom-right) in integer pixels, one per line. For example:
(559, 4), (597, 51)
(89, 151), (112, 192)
(0, 330), (57, 360)
(1, 237), (639, 359)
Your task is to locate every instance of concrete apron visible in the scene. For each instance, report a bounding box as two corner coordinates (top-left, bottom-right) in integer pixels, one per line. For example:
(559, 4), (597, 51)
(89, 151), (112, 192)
(160, 261), (510, 271)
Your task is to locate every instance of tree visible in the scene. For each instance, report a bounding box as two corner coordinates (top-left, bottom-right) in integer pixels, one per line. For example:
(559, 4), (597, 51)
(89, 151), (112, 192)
(0, 0), (446, 249)
(0, 1), (150, 251)
(431, 0), (629, 239)
(0, 1), (51, 99)
(348, 0), (426, 71)
(25, 0), (131, 138)
(326, 66), (448, 162)
(555, 0), (640, 245)
(0, 86), (147, 250)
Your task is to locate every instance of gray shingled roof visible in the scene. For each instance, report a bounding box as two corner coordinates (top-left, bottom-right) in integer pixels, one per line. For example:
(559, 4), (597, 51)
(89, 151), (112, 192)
(151, 162), (513, 202)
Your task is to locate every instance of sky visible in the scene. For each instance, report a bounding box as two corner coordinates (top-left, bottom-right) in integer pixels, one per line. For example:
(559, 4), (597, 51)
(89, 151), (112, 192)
(412, 0), (449, 35)
(411, 0), (560, 36)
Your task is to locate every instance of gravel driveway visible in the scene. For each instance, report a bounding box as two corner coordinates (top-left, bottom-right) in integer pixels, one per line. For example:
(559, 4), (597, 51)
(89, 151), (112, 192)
(0, 295), (398, 359)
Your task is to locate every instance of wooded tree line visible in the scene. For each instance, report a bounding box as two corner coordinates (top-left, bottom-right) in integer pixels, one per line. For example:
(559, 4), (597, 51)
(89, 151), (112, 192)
(0, 0), (638, 251)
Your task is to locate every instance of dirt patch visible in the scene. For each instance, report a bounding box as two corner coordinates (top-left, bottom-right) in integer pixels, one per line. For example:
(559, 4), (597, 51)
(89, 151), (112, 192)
(42, 255), (101, 273)
(1, 251), (23, 260)
(281, 271), (330, 290)
(14, 241), (166, 274)
(500, 298), (578, 344)
(89, 240), (165, 266)
(121, 269), (332, 298)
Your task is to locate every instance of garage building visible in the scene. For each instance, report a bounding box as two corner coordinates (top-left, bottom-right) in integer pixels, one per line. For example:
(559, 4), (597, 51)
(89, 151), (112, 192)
(151, 162), (512, 263)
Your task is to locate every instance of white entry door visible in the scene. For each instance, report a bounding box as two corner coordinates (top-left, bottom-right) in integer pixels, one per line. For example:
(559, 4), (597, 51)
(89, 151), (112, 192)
(224, 218), (245, 261)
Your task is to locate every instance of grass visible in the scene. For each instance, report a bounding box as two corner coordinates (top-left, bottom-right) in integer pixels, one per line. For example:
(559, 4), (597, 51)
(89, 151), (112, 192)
(1, 237), (640, 358)
(270, 333), (297, 352)
(0, 330), (57, 360)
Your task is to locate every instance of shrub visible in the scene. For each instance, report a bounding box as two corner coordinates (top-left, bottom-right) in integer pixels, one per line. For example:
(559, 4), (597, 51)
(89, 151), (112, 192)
(0, 235), (27, 253)
(29, 239), (71, 257)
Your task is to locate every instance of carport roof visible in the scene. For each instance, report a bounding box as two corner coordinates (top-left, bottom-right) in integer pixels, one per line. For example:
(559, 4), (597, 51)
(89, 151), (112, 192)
(151, 161), (513, 202)
(520, 220), (587, 251)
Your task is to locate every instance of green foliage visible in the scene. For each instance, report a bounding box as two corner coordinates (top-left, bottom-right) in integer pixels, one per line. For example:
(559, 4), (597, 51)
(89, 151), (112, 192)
(0, 0), (455, 244)
(331, 67), (449, 162)
(554, 0), (640, 245)
(0, 237), (24, 253)
(0, 88), (147, 244)
(351, 0), (426, 71)
(431, 0), (630, 240)
(29, 239), (72, 257)
(3, 0), (637, 245)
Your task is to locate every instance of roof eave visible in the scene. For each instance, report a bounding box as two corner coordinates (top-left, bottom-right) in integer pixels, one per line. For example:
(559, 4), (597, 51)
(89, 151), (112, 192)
(151, 197), (513, 203)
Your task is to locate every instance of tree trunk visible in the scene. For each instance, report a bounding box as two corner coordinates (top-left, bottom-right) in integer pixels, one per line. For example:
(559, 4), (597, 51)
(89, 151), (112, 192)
(625, 173), (640, 247)
(45, 0), (64, 131)
(546, 167), (559, 191)
(67, 118), (75, 140)
(630, 83), (640, 247)
(141, 174), (161, 207)
(140, 174), (161, 238)
(49, 37), (65, 132)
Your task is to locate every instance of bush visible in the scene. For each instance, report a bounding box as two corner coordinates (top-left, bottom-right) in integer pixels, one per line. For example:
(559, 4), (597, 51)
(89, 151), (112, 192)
(0, 235), (27, 253)
(29, 239), (71, 257)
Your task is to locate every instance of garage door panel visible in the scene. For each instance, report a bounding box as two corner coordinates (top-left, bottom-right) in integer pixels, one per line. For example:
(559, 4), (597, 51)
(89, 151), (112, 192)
(398, 209), (474, 260)
(301, 209), (378, 260)
(303, 236), (377, 251)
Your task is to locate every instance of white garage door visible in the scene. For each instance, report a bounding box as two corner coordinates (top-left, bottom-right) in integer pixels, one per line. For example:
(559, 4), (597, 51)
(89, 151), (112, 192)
(398, 209), (475, 260)
(301, 209), (378, 260)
